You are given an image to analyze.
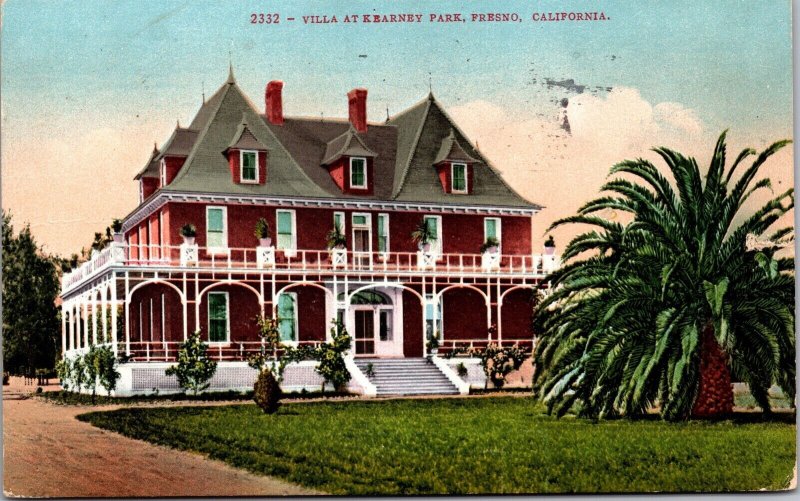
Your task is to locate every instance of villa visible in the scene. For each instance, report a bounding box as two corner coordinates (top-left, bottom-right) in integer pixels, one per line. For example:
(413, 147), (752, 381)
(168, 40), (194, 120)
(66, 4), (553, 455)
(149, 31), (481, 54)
(59, 68), (558, 396)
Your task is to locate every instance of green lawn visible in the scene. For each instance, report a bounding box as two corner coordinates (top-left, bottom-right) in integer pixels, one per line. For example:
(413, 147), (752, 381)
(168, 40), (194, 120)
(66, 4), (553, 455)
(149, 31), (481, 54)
(77, 397), (796, 495)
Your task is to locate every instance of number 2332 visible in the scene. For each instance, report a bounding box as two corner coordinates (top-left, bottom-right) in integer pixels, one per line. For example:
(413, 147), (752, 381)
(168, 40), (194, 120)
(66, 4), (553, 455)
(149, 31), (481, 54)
(250, 13), (280, 24)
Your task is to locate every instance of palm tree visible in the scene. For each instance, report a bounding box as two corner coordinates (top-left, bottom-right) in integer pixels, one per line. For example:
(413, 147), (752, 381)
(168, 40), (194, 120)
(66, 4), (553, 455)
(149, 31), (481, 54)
(532, 131), (794, 421)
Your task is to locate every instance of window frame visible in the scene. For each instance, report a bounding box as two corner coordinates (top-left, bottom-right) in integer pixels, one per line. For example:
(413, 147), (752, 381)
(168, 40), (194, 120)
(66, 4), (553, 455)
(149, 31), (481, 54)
(377, 213), (390, 256)
(159, 159), (167, 187)
(423, 215), (443, 257)
(207, 291), (230, 344)
(276, 292), (299, 345)
(239, 150), (259, 184)
(205, 206), (229, 254)
(484, 217), (502, 251)
(351, 212), (372, 254)
(451, 163), (468, 194)
(276, 209), (297, 256)
(349, 157), (368, 189)
(333, 211), (346, 234)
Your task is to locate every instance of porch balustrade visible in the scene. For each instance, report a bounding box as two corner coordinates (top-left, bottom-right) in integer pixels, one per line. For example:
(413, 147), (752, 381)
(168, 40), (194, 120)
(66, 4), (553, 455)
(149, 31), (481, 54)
(64, 340), (325, 363)
(62, 242), (560, 293)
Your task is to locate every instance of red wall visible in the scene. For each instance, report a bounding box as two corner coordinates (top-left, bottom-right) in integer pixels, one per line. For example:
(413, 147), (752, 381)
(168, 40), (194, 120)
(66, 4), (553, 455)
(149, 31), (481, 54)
(442, 288), (487, 340)
(140, 177), (159, 201)
(129, 283), (182, 343)
(228, 149), (268, 185)
(162, 157), (185, 186)
(141, 201), (532, 256)
(501, 288), (534, 341)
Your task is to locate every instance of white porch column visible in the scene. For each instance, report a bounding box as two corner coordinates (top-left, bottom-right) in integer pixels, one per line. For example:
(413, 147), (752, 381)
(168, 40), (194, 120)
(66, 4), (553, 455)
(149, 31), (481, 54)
(91, 293), (98, 346)
(101, 287), (108, 344)
(61, 304), (67, 355)
(82, 300), (89, 347)
(110, 275), (119, 357)
(124, 272), (131, 355)
(497, 297), (503, 343)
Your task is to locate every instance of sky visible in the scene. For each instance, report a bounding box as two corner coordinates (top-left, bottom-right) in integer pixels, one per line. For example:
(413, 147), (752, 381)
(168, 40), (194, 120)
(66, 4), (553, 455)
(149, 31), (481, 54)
(1, 0), (794, 256)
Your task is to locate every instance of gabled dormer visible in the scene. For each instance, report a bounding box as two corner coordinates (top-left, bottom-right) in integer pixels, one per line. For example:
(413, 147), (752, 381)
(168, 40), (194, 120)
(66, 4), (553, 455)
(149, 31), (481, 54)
(433, 130), (478, 195)
(157, 125), (198, 188)
(223, 118), (269, 184)
(134, 144), (161, 203)
(321, 125), (377, 194)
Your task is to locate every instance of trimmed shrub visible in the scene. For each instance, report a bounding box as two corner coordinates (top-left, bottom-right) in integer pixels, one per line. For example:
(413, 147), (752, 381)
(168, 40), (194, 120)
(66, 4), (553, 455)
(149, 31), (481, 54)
(253, 369), (282, 414)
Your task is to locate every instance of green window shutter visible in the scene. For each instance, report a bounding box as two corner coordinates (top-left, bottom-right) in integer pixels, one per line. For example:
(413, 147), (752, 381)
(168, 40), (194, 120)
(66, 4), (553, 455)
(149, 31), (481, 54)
(334, 213), (343, 230)
(452, 164), (466, 191)
(377, 214), (388, 252)
(425, 217), (438, 240)
(277, 211), (294, 249)
(207, 208), (225, 248)
(353, 215), (367, 225)
(242, 152), (257, 181)
(208, 293), (228, 342)
(277, 294), (296, 342)
(485, 219), (497, 240)
(351, 158), (366, 187)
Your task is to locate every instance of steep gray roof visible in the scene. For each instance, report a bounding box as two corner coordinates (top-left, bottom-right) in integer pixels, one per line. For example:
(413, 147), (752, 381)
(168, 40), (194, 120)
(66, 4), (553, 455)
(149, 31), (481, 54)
(134, 145), (160, 180)
(139, 76), (540, 209)
(226, 120), (269, 151)
(265, 118), (398, 200)
(157, 127), (199, 158)
(388, 94), (539, 208)
(433, 130), (479, 164)
(321, 126), (377, 165)
(164, 80), (330, 198)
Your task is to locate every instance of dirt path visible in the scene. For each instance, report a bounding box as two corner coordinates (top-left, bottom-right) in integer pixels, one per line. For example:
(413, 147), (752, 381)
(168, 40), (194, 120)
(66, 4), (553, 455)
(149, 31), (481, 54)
(2, 379), (320, 498)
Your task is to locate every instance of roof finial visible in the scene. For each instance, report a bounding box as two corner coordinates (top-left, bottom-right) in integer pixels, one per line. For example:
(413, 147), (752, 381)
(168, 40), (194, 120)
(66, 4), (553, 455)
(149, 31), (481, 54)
(386, 104), (390, 122)
(202, 81), (206, 104)
(153, 141), (158, 153)
(177, 118), (181, 128)
(428, 71), (433, 95)
(227, 52), (236, 84)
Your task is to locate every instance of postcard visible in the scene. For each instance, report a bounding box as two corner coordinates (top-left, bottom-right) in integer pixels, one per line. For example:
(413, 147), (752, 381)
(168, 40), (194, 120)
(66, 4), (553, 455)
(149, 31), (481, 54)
(2, 0), (795, 497)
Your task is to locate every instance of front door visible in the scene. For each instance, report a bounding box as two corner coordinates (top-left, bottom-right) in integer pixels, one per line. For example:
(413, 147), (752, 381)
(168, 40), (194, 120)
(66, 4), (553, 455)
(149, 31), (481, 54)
(354, 309), (375, 355)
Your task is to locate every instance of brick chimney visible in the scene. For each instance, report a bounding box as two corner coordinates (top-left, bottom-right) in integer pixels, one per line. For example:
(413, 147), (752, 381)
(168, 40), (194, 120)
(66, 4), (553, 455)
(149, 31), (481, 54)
(265, 81), (284, 125)
(347, 88), (368, 133)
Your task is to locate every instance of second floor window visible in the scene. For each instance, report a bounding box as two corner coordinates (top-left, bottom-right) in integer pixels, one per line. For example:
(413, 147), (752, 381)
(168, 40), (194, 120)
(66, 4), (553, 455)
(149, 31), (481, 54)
(206, 207), (227, 249)
(452, 163), (467, 193)
(423, 215), (442, 255)
(377, 213), (390, 253)
(276, 209), (296, 251)
(350, 157), (367, 188)
(240, 150), (258, 183)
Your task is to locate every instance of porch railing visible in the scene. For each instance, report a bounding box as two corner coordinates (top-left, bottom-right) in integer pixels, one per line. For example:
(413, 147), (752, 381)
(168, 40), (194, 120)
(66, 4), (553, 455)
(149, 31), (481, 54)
(63, 242), (560, 292)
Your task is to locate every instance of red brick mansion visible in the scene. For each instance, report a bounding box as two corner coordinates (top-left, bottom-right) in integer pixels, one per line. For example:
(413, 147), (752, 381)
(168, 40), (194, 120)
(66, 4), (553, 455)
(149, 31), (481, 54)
(59, 69), (558, 396)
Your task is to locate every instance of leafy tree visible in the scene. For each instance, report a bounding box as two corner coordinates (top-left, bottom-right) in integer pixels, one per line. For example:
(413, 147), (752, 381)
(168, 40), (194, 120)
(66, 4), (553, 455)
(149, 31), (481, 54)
(533, 132), (794, 421)
(315, 319), (352, 392)
(165, 331), (218, 395)
(2, 211), (60, 374)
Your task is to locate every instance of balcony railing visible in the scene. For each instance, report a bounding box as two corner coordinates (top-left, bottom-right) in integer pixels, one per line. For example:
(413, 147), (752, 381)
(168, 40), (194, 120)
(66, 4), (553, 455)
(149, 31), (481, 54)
(62, 242), (560, 292)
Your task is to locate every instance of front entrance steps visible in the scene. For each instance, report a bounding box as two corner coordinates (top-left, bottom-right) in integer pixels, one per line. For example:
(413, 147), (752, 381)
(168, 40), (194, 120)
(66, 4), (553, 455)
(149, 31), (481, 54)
(353, 358), (460, 396)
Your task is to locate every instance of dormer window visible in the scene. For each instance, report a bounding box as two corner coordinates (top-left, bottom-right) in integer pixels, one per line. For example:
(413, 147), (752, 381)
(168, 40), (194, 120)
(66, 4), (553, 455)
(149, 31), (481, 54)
(452, 163), (467, 193)
(240, 150), (259, 183)
(350, 157), (367, 189)
(159, 159), (167, 187)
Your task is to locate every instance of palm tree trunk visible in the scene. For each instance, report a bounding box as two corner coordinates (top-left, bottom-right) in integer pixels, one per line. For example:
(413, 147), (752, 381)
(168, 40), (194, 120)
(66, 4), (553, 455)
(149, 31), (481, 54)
(691, 323), (733, 418)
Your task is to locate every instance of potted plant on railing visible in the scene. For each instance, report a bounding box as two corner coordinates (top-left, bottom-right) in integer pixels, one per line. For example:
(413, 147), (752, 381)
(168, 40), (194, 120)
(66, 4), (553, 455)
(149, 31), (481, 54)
(411, 218), (434, 253)
(111, 218), (124, 243)
(543, 235), (556, 255)
(326, 223), (347, 250)
(480, 237), (500, 254)
(255, 218), (271, 247)
(180, 224), (197, 245)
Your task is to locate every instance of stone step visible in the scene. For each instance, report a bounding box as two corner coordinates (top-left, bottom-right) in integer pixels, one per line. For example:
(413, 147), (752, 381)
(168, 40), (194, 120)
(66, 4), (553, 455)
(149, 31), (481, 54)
(352, 357), (459, 396)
